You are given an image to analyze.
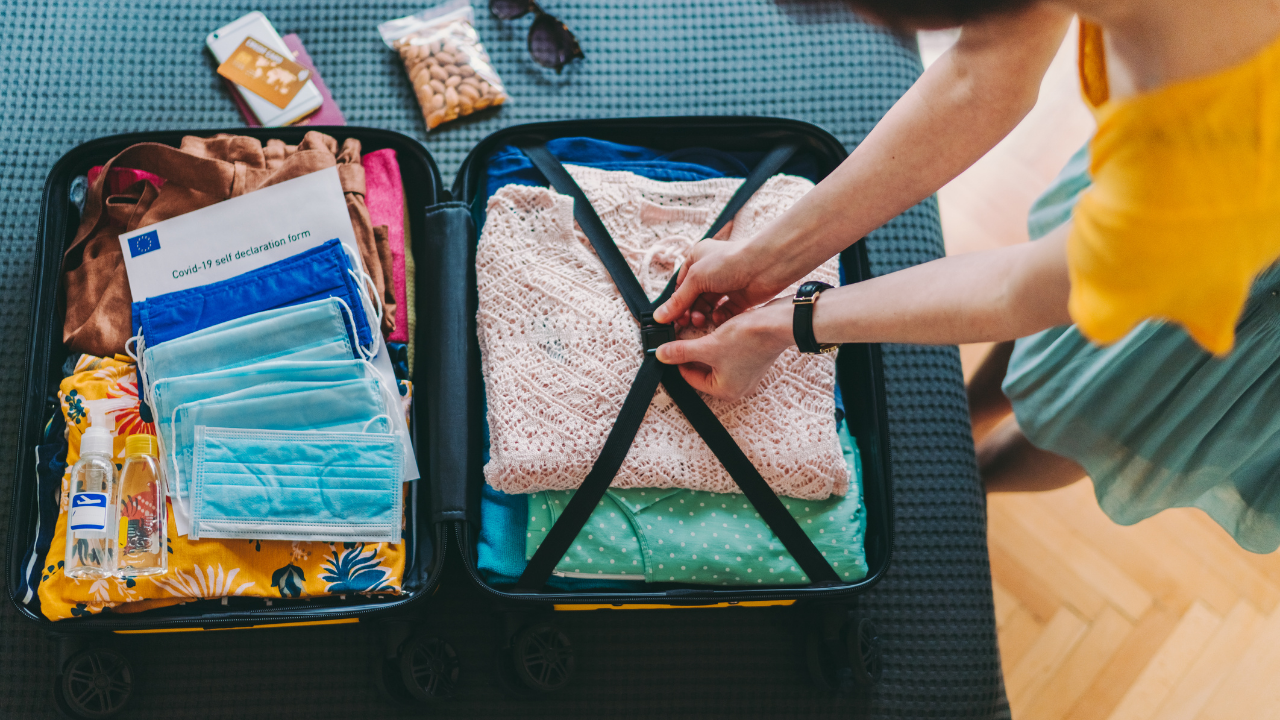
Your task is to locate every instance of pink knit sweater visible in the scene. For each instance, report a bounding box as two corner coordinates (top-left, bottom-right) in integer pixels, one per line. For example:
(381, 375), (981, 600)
(476, 166), (848, 500)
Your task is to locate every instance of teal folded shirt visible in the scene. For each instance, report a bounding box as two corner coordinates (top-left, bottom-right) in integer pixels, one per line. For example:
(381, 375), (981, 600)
(526, 424), (867, 585)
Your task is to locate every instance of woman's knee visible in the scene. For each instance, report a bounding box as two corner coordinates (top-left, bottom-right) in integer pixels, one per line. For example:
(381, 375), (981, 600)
(968, 340), (1016, 441)
(979, 416), (1086, 493)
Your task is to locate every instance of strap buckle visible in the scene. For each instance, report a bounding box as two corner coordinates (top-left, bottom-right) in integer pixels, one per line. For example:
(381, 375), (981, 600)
(639, 312), (675, 356)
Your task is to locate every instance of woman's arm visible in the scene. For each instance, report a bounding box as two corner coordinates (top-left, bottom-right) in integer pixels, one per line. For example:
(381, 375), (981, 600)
(654, 4), (1072, 326)
(655, 225), (1072, 400)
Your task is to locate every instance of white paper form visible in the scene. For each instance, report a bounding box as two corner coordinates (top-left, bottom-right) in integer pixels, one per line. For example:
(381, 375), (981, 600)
(118, 166), (354, 301)
(118, 168), (418, 539)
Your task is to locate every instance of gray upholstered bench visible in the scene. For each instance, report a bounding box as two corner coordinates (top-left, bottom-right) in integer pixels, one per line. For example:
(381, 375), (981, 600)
(0, 2), (1004, 716)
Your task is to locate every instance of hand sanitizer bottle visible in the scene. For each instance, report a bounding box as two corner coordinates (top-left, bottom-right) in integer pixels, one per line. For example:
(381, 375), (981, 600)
(64, 399), (129, 579)
(116, 434), (166, 577)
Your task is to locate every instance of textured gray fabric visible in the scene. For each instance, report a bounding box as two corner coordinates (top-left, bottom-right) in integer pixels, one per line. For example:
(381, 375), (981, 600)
(0, 1), (1004, 717)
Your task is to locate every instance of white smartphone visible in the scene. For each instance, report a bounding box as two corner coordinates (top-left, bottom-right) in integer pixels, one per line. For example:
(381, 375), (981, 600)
(206, 11), (322, 127)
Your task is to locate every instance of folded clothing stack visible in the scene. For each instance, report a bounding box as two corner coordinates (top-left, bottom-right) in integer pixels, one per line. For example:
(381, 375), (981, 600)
(474, 138), (868, 589)
(36, 353), (407, 622)
(63, 132), (399, 357)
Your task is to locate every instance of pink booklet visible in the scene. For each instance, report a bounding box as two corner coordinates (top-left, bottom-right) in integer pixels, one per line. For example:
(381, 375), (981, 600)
(224, 34), (345, 126)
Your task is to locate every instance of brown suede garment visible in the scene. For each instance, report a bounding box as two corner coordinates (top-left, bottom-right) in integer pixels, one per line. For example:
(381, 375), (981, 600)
(62, 132), (396, 356)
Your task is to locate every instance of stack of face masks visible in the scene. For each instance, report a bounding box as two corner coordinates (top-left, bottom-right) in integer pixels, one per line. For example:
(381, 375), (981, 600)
(130, 235), (415, 544)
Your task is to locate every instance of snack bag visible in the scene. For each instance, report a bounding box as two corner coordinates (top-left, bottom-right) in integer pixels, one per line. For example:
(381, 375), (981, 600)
(379, 0), (509, 131)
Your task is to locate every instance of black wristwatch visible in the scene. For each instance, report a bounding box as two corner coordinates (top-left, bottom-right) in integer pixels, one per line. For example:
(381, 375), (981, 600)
(793, 281), (838, 354)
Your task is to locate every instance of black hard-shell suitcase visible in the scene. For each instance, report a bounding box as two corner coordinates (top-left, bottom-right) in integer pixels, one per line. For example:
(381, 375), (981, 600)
(5, 127), (457, 717)
(421, 117), (895, 694)
(7, 118), (894, 715)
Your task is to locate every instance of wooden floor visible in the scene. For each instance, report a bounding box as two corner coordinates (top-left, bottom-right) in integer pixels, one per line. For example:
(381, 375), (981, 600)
(919, 24), (1280, 719)
(990, 483), (1280, 719)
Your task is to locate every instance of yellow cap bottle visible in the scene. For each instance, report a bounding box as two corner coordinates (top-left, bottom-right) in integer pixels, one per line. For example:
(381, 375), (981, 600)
(125, 434), (158, 458)
(117, 433), (166, 578)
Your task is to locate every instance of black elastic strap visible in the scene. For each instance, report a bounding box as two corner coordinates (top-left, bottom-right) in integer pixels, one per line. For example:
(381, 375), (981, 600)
(703, 143), (798, 240)
(522, 140), (800, 316)
(512, 140), (836, 591)
(659, 365), (841, 583)
(648, 142), (797, 310)
(518, 141), (651, 322)
(516, 354), (664, 590)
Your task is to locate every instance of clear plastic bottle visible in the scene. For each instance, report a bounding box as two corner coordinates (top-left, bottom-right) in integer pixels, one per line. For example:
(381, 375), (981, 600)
(64, 403), (123, 579)
(116, 434), (167, 577)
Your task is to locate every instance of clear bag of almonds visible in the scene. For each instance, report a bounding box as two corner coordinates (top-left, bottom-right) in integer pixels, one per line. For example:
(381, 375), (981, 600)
(379, 0), (509, 131)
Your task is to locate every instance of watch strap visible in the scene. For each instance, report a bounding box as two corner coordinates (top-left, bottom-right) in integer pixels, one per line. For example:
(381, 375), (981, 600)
(793, 281), (834, 354)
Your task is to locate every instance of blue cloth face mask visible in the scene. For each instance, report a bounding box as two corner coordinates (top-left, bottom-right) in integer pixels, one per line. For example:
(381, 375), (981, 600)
(140, 298), (359, 397)
(167, 378), (397, 501)
(132, 238), (377, 351)
(151, 359), (381, 497)
(190, 426), (403, 542)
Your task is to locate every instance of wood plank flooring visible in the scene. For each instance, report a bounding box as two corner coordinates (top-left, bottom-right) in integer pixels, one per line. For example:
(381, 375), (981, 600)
(988, 484), (1280, 719)
(919, 23), (1280, 719)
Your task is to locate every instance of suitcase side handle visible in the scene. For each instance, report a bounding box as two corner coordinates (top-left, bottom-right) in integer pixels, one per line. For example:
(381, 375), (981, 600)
(416, 201), (480, 525)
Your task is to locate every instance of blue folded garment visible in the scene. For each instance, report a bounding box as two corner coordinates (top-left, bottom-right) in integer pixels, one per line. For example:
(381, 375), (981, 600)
(477, 483), (638, 591)
(131, 238), (372, 350)
(483, 137), (823, 200)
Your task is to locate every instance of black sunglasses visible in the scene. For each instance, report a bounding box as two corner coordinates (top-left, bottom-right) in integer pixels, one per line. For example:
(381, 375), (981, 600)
(489, 0), (584, 73)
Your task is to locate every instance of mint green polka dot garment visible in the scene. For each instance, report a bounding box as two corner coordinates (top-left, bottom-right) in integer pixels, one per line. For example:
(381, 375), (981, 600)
(526, 423), (868, 585)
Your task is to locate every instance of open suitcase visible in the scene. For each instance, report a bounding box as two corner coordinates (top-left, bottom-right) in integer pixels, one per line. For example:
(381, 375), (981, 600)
(7, 116), (894, 716)
(424, 117), (895, 694)
(5, 127), (456, 718)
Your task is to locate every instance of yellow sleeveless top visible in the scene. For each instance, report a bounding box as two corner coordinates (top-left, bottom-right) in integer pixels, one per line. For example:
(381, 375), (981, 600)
(1070, 22), (1280, 355)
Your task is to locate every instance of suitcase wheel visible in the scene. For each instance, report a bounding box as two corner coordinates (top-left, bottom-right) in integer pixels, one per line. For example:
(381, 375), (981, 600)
(848, 617), (882, 687)
(53, 647), (133, 720)
(804, 611), (881, 691)
(494, 622), (575, 695)
(400, 636), (460, 702)
(377, 634), (458, 706)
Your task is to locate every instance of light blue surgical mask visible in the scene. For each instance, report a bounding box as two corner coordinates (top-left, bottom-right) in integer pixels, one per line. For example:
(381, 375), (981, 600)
(138, 298), (364, 400)
(190, 426), (402, 543)
(168, 378), (397, 501)
(151, 359), (382, 497)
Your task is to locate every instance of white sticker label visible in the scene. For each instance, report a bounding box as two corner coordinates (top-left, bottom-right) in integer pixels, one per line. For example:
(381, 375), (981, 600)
(70, 492), (109, 537)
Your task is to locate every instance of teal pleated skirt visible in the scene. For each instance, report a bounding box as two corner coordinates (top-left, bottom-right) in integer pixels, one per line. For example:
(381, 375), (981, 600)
(1003, 145), (1280, 553)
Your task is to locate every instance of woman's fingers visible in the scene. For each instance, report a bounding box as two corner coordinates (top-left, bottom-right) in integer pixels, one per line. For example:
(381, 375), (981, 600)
(676, 362), (715, 394)
(655, 336), (710, 366)
(655, 242), (725, 324)
(711, 295), (751, 325)
(689, 295), (718, 328)
(654, 271), (700, 324)
(657, 336), (747, 401)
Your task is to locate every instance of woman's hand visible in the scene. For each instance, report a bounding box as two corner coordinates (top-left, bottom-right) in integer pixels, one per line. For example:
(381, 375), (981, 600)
(652, 235), (793, 328)
(655, 228), (1074, 403)
(655, 300), (794, 401)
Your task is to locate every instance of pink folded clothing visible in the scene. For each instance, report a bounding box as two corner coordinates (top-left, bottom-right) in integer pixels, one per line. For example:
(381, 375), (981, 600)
(364, 149), (409, 343)
(86, 166), (166, 195)
(476, 166), (848, 501)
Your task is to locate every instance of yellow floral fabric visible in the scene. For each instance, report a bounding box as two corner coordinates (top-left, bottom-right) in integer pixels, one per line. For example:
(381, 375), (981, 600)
(1071, 23), (1280, 355)
(39, 354), (405, 621)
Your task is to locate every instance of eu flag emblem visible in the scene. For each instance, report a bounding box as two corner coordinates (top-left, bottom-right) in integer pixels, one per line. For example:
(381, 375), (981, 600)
(128, 230), (160, 258)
